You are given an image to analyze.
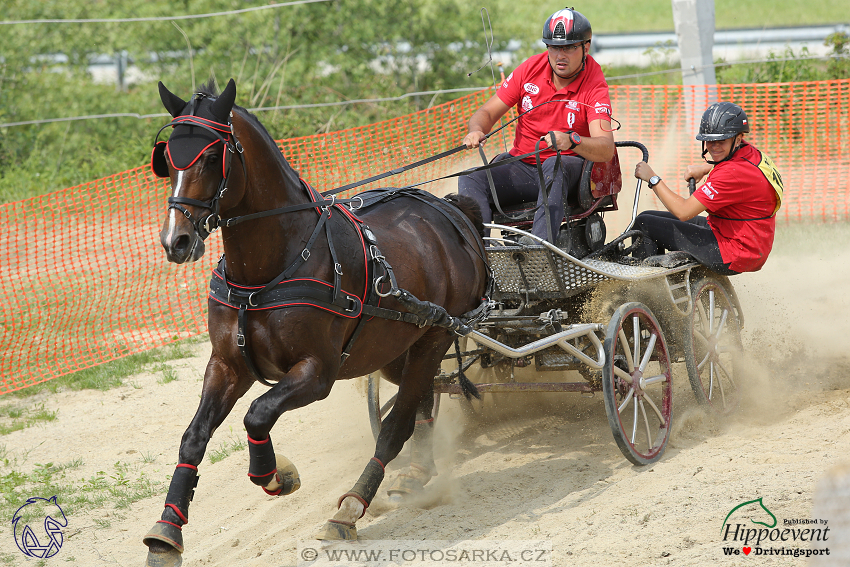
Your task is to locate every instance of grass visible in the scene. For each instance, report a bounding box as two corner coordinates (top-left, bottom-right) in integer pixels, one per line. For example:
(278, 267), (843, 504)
(0, 337), (206, 547)
(0, 336), (205, 456)
(208, 428), (248, 464)
(0, 456), (166, 532)
(503, 0), (846, 35)
(8, 336), (204, 399)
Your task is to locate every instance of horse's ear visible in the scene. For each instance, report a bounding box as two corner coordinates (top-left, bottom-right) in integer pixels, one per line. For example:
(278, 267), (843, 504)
(211, 79), (237, 119)
(159, 81), (187, 118)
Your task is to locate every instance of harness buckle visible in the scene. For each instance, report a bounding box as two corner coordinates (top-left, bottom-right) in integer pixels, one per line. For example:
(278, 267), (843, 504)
(236, 333), (246, 347)
(203, 215), (220, 236)
(301, 248), (311, 261)
(334, 263), (343, 276)
(369, 245), (384, 261)
(248, 292), (259, 308)
(375, 275), (392, 298)
(345, 297), (357, 312)
(322, 195), (336, 211)
(348, 196), (364, 211)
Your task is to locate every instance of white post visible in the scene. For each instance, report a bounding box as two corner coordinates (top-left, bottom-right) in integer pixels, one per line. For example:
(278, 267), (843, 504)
(672, 0), (718, 136)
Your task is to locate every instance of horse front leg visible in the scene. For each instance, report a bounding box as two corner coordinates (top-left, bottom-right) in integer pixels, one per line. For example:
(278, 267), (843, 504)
(143, 356), (252, 567)
(241, 355), (335, 493)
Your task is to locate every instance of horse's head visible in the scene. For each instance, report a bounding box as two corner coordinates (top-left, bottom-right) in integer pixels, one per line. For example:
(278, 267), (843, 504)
(153, 79), (243, 264)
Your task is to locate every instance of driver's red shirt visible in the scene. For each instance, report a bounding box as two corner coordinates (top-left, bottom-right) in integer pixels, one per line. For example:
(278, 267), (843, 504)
(693, 142), (778, 272)
(497, 52), (611, 164)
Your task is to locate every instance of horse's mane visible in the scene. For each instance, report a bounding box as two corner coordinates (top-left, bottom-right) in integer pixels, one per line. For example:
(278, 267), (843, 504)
(198, 80), (302, 189)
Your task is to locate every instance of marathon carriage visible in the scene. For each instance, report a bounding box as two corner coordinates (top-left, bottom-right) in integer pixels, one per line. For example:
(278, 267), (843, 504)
(145, 79), (749, 563)
(368, 141), (745, 466)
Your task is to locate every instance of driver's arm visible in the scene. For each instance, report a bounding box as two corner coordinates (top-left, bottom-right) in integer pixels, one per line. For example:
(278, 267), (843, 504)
(634, 161), (707, 221)
(463, 95), (512, 148)
(545, 119), (615, 163)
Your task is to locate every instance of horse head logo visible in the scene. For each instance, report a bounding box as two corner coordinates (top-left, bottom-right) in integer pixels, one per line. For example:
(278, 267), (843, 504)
(12, 495), (68, 559)
(721, 497), (777, 535)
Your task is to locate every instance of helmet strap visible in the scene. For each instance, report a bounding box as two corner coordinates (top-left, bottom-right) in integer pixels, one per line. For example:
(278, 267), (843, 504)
(701, 135), (742, 165)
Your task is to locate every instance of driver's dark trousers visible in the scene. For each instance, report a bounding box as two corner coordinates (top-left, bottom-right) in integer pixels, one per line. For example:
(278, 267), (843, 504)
(458, 152), (584, 243)
(631, 210), (739, 275)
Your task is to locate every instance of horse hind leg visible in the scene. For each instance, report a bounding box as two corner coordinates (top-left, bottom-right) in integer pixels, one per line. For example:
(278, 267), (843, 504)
(318, 334), (451, 541)
(386, 394), (437, 502)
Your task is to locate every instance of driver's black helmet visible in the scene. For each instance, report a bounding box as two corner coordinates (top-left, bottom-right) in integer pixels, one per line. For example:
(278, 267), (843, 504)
(542, 8), (592, 46)
(696, 102), (750, 141)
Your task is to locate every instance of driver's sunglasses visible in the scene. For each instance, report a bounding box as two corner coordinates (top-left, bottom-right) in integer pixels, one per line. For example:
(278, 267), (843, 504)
(548, 42), (584, 53)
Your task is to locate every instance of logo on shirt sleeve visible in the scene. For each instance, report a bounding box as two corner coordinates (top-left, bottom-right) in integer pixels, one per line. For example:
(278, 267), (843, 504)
(594, 102), (611, 116)
(523, 83), (540, 94)
(502, 72), (514, 89)
(701, 182), (718, 200)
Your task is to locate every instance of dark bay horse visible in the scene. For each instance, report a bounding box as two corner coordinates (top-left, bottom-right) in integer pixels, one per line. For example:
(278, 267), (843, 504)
(144, 78), (489, 566)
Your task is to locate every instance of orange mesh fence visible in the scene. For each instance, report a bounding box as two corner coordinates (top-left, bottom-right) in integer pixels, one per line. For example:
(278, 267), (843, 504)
(1, 80), (848, 394)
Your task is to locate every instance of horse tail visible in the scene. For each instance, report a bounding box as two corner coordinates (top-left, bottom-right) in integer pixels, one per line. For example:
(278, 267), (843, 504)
(443, 193), (484, 239)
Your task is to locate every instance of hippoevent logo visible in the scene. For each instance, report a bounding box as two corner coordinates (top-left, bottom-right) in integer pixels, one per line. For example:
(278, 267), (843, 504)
(720, 497), (831, 558)
(12, 495), (67, 559)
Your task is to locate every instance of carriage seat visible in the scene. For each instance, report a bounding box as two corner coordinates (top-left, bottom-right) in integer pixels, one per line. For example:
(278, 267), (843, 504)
(491, 145), (623, 257)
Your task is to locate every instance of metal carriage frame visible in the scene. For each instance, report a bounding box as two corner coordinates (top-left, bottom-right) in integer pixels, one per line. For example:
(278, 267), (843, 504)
(368, 142), (747, 467)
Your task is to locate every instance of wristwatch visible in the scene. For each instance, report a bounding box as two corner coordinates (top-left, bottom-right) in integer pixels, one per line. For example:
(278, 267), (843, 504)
(648, 175), (662, 188)
(567, 131), (582, 150)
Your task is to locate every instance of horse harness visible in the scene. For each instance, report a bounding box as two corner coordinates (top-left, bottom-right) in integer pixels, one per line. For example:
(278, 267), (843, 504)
(208, 184), (492, 387)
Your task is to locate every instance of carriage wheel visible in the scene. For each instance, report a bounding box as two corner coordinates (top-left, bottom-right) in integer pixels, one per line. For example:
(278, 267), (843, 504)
(602, 302), (673, 466)
(683, 277), (743, 415)
(366, 375), (441, 442)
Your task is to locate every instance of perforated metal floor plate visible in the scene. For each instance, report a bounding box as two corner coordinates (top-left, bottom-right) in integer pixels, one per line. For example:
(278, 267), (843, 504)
(486, 245), (675, 296)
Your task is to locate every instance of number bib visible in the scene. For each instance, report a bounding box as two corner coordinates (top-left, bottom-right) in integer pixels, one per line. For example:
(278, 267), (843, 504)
(755, 151), (784, 215)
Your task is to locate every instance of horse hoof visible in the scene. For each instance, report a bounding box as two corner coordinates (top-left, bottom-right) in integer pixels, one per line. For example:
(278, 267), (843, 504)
(386, 471), (426, 500)
(263, 454), (301, 496)
(143, 521), (184, 553)
(145, 547), (183, 567)
(315, 519), (357, 541)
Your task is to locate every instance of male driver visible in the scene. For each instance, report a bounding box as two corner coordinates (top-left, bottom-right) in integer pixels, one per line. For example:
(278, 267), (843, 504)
(458, 7), (614, 244)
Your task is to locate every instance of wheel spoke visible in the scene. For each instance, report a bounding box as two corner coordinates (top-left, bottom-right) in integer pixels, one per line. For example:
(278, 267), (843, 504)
(614, 365), (634, 384)
(708, 362), (715, 400)
(696, 299), (709, 335)
(640, 399), (652, 451)
(631, 393), (639, 444)
(641, 372), (667, 386)
(714, 309), (729, 341)
(618, 329), (635, 372)
(638, 333), (657, 373)
(643, 391), (665, 424)
(708, 290), (716, 334)
(618, 387), (634, 414)
(632, 316), (640, 370)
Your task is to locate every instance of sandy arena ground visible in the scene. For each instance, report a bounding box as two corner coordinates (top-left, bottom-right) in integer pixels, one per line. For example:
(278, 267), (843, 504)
(1, 222), (849, 567)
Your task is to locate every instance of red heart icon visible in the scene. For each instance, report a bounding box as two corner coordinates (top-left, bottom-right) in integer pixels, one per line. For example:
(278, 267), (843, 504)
(743, 547), (751, 555)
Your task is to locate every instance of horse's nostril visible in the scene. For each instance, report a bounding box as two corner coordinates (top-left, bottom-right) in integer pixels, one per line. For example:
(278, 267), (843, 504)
(173, 234), (192, 255)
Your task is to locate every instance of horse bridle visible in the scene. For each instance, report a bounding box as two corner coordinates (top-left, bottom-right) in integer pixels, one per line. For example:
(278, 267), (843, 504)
(155, 93), (245, 241)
